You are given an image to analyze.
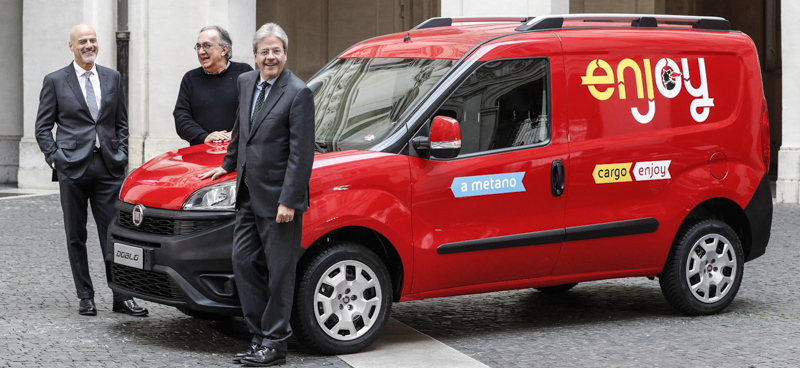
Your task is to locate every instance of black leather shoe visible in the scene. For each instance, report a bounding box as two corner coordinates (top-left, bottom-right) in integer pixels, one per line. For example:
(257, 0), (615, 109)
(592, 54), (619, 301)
(78, 298), (97, 316)
(233, 343), (261, 364)
(243, 347), (286, 367)
(112, 299), (149, 316)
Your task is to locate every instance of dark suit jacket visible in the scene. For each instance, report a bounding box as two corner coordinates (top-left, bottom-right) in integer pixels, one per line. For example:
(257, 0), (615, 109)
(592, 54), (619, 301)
(221, 68), (314, 218)
(35, 63), (129, 180)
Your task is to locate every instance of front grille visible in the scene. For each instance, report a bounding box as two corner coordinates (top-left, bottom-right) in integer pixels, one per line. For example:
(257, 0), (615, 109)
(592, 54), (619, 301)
(111, 264), (183, 301)
(116, 210), (229, 235)
(117, 210), (176, 234)
(178, 219), (229, 234)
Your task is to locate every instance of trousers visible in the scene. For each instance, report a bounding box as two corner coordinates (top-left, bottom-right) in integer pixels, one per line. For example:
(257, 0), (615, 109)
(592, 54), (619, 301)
(232, 182), (303, 351)
(57, 150), (129, 302)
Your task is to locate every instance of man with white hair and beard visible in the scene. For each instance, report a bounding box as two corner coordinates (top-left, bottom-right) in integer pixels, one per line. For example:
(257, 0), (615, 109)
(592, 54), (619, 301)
(35, 24), (148, 317)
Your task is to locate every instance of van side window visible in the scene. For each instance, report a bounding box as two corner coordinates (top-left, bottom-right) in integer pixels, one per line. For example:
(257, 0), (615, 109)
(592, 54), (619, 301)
(436, 58), (549, 156)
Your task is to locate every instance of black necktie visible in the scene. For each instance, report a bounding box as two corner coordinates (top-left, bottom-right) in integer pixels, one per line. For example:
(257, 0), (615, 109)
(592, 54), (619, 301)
(244, 81), (269, 187)
(251, 81), (269, 129)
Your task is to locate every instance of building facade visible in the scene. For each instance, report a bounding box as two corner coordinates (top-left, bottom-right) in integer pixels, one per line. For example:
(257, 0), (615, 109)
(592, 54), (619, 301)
(0, 0), (792, 203)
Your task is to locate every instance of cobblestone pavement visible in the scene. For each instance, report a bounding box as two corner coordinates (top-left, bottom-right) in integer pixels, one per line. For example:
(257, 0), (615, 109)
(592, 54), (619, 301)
(1, 194), (797, 367)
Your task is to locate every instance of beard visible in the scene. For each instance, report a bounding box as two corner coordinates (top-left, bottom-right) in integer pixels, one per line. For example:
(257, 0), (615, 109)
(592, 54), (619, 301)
(81, 49), (97, 64)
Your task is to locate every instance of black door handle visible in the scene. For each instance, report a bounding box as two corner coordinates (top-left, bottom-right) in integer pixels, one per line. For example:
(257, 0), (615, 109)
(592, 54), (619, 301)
(551, 160), (565, 196)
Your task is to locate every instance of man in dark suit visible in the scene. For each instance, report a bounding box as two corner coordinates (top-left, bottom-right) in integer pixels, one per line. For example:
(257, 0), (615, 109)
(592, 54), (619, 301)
(200, 22), (314, 366)
(35, 24), (147, 317)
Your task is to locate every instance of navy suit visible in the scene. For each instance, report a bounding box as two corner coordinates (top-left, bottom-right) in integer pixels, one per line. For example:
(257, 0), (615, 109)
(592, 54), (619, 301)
(35, 63), (130, 302)
(221, 68), (314, 351)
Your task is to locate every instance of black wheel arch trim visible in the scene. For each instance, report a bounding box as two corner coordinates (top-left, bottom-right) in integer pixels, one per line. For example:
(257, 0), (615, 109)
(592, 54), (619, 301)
(742, 173), (773, 261)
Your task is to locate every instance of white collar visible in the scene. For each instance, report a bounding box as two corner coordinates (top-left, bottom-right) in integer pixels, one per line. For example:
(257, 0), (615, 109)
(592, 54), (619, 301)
(259, 74), (278, 87)
(73, 61), (98, 77)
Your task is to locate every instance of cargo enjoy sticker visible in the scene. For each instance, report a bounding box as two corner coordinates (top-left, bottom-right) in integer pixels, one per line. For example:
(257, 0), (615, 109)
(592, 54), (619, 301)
(450, 172), (526, 198)
(633, 160), (672, 181)
(593, 161), (671, 184)
(581, 58), (714, 124)
(593, 163), (633, 184)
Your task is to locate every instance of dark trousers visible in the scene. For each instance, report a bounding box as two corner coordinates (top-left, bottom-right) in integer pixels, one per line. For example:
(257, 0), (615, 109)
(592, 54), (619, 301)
(57, 151), (129, 302)
(233, 182), (303, 352)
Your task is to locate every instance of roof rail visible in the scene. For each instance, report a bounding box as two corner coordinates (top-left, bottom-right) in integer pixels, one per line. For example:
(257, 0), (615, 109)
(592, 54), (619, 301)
(412, 17), (532, 30)
(515, 14), (731, 32)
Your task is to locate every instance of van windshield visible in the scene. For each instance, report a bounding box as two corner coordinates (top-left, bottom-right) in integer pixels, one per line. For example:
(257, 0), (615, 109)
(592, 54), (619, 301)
(308, 58), (455, 152)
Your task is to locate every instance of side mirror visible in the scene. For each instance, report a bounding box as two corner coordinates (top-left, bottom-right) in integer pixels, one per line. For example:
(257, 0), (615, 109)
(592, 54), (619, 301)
(429, 116), (461, 158)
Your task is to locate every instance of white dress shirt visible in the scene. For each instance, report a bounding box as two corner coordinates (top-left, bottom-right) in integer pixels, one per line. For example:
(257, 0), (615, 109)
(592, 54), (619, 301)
(72, 61), (101, 148)
(73, 61), (102, 110)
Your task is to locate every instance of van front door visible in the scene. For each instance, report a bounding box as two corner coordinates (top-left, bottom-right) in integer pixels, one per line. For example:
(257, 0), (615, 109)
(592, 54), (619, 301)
(408, 49), (569, 295)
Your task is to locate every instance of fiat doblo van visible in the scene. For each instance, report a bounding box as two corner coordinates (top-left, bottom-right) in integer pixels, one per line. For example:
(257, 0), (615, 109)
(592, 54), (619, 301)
(108, 14), (772, 354)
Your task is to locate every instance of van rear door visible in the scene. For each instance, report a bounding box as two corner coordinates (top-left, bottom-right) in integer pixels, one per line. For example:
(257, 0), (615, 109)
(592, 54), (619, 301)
(553, 30), (745, 278)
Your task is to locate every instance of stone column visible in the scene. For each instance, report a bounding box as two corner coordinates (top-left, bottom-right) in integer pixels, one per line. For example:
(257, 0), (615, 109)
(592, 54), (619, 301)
(17, 0), (257, 188)
(0, 0), (23, 184)
(18, 0), (107, 189)
(776, 1), (800, 203)
(127, 0), (256, 168)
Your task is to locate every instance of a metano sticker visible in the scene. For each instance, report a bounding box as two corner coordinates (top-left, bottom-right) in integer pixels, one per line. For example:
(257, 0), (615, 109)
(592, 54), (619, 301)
(593, 163), (633, 184)
(633, 160), (671, 181)
(450, 172), (525, 198)
(581, 57), (714, 124)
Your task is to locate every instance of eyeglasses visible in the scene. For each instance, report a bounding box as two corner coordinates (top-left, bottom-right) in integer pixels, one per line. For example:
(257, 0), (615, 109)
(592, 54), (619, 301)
(256, 48), (285, 57)
(194, 43), (219, 52)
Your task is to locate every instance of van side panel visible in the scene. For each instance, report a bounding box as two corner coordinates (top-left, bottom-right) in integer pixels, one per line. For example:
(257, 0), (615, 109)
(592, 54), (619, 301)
(552, 30), (765, 277)
(304, 152), (415, 296)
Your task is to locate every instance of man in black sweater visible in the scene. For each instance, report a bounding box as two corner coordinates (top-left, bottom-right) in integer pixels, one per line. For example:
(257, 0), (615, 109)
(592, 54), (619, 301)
(174, 25), (253, 145)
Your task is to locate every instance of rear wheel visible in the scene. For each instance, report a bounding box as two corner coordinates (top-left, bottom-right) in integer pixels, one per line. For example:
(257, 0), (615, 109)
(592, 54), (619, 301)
(659, 219), (744, 315)
(535, 283), (578, 294)
(292, 241), (393, 355)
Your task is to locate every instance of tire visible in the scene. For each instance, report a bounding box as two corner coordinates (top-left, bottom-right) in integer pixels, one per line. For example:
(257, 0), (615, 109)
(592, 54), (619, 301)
(659, 219), (744, 315)
(535, 283), (578, 294)
(292, 241), (393, 355)
(175, 307), (229, 320)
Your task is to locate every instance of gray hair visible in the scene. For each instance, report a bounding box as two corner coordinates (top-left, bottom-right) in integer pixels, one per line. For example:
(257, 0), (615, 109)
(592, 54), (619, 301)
(200, 25), (233, 60)
(253, 23), (288, 52)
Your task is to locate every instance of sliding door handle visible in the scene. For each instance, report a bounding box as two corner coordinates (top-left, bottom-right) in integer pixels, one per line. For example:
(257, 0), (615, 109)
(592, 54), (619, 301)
(551, 160), (565, 196)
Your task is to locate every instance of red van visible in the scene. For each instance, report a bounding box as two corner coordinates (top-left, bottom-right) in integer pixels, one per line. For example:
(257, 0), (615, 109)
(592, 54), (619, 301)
(108, 14), (772, 354)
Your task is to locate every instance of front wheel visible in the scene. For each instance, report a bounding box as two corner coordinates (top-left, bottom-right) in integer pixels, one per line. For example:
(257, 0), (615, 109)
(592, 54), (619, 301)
(292, 241), (393, 355)
(659, 219), (744, 315)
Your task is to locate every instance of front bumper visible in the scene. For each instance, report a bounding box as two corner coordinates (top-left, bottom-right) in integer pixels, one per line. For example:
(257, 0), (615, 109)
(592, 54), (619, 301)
(106, 201), (242, 316)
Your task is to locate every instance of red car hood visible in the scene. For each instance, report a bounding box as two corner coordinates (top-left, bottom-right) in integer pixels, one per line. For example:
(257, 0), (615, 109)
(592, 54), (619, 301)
(119, 143), (392, 210)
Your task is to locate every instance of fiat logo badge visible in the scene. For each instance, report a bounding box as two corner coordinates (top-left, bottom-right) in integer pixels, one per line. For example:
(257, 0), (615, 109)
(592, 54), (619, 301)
(132, 204), (145, 227)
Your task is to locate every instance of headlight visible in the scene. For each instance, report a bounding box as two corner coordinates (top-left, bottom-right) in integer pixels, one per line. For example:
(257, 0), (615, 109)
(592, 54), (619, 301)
(183, 180), (237, 210)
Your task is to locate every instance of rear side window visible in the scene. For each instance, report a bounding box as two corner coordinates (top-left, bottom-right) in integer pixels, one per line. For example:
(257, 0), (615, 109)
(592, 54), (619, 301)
(436, 58), (550, 156)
